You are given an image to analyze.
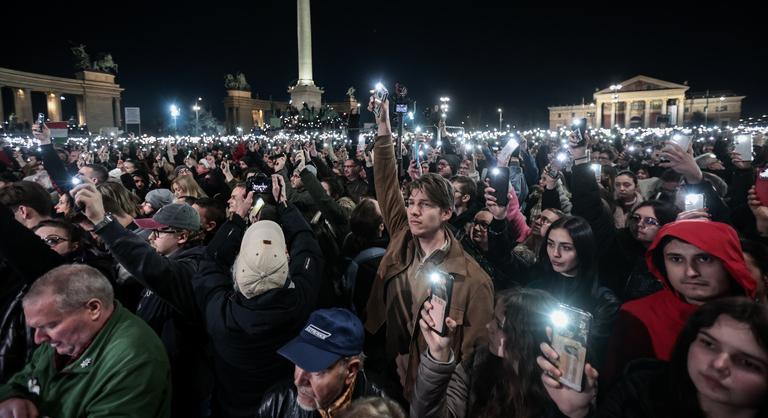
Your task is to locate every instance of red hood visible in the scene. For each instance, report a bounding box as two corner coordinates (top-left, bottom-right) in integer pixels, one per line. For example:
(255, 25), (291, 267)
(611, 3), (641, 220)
(645, 219), (756, 298)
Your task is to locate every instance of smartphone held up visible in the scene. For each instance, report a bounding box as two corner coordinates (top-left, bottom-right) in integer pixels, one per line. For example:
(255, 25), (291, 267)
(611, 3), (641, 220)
(571, 118), (588, 147)
(428, 272), (454, 337)
(549, 304), (592, 392)
(489, 166), (510, 207)
(371, 83), (389, 119)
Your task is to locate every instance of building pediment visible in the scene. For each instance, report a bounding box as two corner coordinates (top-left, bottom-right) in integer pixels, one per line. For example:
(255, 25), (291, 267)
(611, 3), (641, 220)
(595, 75), (689, 95)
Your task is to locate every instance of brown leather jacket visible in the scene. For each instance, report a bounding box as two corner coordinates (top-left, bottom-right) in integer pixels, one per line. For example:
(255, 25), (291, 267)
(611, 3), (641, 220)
(364, 134), (494, 402)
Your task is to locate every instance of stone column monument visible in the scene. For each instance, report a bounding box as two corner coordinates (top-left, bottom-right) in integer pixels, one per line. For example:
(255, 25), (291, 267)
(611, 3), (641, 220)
(289, 0), (323, 110)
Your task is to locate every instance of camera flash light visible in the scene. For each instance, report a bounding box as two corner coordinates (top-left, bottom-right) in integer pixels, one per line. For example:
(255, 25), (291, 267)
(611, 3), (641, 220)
(550, 310), (569, 328)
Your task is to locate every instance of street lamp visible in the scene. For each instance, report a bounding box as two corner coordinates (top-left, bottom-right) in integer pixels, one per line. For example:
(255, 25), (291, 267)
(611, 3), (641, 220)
(497, 108), (503, 131)
(609, 84), (622, 127)
(192, 103), (201, 135)
(169, 104), (180, 131)
(439, 97), (450, 121)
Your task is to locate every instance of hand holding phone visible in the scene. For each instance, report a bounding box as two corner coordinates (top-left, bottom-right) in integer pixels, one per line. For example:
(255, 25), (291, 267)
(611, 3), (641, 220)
(549, 304), (592, 392)
(488, 166), (510, 207)
(427, 272), (454, 337)
(571, 118), (588, 147)
(371, 83), (389, 119)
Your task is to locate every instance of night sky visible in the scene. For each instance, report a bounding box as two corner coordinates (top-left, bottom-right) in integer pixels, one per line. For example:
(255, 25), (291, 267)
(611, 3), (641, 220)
(2, 3), (765, 130)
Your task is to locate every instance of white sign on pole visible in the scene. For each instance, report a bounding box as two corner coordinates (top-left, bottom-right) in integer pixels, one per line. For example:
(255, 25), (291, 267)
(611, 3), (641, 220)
(125, 107), (141, 125)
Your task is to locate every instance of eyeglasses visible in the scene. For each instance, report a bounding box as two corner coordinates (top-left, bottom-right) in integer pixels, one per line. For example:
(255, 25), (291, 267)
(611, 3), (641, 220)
(472, 220), (490, 230)
(535, 215), (554, 225)
(43, 235), (68, 246)
(150, 229), (180, 239)
(629, 215), (660, 227)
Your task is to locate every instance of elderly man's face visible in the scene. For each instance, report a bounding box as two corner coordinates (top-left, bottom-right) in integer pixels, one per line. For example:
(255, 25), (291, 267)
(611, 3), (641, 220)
(293, 358), (359, 411)
(24, 292), (104, 358)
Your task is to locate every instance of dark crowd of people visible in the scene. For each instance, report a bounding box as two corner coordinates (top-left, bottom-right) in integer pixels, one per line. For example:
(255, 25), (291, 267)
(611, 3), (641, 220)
(0, 92), (767, 418)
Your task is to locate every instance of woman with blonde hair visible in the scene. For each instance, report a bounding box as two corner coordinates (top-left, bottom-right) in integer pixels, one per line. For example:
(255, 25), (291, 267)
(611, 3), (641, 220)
(171, 175), (207, 199)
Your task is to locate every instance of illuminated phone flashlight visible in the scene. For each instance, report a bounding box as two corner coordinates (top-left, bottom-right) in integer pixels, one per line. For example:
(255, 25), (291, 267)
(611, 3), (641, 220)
(374, 82), (384, 91)
(628, 145), (636, 152)
(430, 272), (442, 284)
(464, 144), (472, 151)
(646, 148), (652, 154)
(436, 140), (442, 146)
(71, 176), (82, 186)
(550, 310), (569, 328)
(491, 167), (500, 176)
(556, 152), (568, 163)
(685, 193), (704, 210)
(418, 151), (424, 156)
(590, 163), (601, 173)
(572, 118), (582, 126)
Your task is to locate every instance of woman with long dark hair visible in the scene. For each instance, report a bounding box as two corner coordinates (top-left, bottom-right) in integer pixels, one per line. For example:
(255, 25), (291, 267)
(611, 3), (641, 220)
(540, 297), (768, 418)
(411, 288), (563, 418)
(527, 215), (620, 368)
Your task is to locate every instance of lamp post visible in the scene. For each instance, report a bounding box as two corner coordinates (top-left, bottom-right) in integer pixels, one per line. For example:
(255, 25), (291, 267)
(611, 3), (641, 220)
(609, 84), (622, 127)
(438, 96), (450, 145)
(170, 104), (180, 132)
(497, 108), (503, 131)
(192, 103), (201, 135)
(439, 97), (450, 121)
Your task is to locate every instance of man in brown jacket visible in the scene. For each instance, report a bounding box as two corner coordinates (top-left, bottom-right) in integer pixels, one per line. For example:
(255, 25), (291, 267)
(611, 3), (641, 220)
(364, 94), (494, 402)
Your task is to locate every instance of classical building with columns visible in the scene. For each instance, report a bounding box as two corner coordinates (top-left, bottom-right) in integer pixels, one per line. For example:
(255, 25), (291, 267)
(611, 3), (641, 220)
(548, 75), (745, 130)
(0, 67), (123, 132)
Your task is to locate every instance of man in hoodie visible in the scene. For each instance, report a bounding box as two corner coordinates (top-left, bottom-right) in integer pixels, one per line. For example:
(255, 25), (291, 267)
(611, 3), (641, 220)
(193, 175), (323, 418)
(603, 219), (757, 383)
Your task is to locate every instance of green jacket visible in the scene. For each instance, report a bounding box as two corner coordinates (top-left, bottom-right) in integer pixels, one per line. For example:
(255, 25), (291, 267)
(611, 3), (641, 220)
(0, 303), (171, 418)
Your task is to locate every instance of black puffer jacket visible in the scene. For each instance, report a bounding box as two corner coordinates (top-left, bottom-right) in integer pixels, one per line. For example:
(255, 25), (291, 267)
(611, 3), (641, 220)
(193, 203), (323, 418)
(256, 370), (387, 418)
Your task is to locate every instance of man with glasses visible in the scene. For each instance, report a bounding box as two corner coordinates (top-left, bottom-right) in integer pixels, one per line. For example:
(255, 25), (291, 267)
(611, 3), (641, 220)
(73, 185), (211, 418)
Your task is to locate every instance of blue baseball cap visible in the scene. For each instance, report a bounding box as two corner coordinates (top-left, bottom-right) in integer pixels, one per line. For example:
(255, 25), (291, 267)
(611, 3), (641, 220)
(277, 309), (364, 372)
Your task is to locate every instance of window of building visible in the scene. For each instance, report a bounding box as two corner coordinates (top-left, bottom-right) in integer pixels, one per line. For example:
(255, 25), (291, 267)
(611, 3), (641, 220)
(557, 113), (561, 118)
(717, 105), (728, 112)
(571, 112), (575, 117)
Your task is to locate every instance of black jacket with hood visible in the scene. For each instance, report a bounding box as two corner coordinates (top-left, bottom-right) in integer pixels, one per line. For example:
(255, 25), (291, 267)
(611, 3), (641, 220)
(193, 203), (323, 418)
